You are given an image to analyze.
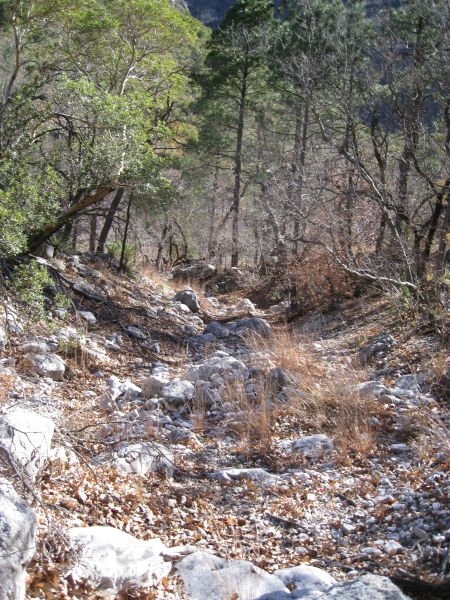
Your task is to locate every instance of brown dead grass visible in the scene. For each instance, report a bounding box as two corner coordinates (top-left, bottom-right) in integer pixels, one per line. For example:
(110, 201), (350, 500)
(239, 328), (378, 460)
(223, 380), (274, 455)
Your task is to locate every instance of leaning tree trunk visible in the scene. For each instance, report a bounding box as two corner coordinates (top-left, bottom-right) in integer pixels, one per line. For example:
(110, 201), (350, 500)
(119, 192), (133, 272)
(89, 216), (97, 253)
(97, 188), (125, 253)
(28, 185), (116, 252)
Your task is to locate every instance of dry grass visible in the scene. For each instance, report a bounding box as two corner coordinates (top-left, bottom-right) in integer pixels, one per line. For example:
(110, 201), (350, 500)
(240, 328), (377, 459)
(0, 374), (16, 407)
(411, 411), (450, 465)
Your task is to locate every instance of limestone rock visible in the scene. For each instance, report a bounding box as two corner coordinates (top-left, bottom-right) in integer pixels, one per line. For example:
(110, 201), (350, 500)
(321, 574), (411, 599)
(22, 352), (65, 381)
(172, 261), (216, 281)
(293, 434), (334, 459)
(73, 279), (107, 302)
(0, 478), (37, 600)
(174, 289), (200, 313)
(95, 442), (174, 477)
(0, 325), (7, 352)
(226, 317), (271, 338)
(79, 310), (97, 325)
(161, 379), (195, 404)
(275, 565), (336, 598)
(68, 526), (172, 595)
(0, 409), (54, 482)
(187, 355), (247, 382)
(177, 551), (291, 600)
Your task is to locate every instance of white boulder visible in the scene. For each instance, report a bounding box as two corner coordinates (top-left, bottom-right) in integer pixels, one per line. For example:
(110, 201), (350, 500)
(79, 310), (97, 325)
(141, 374), (169, 399)
(67, 526), (172, 596)
(0, 409), (54, 482)
(177, 551), (291, 600)
(174, 289), (200, 313)
(0, 325), (7, 351)
(94, 442), (174, 477)
(322, 574), (411, 599)
(275, 565), (336, 598)
(293, 434), (334, 459)
(22, 352), (65, 381)
(0, 478), (37, 600)
(187, 355), (247, 382)
(161, 379), (195, 404)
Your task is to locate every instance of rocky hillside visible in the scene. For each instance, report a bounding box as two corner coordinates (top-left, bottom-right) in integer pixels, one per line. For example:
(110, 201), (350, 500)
(186, 0), (402, 27)
(0, 254), (448, 599)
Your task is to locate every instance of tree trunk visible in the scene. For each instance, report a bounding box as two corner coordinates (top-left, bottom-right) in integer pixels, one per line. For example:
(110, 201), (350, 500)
(435, 190), (450, 276)
(395, 16), (424, 236)
(207, 167), (219, 259)
(292, 100), (309, 254)
(231, 61), (248, 267)
(119, 192), (133, 272)
(28, 185), (116, 251)
(97, 188), (125, 253)
(156, 214), (170, 271)
(89, 216), (97, 253)
(71, 219), (79, 252)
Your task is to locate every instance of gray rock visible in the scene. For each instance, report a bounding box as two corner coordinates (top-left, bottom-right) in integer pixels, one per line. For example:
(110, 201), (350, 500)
(161, 380), (195, 404)
(172, 261), (216, 281)
(141, 374), (169, 398)
(0, 325), (7, 352)
(267, 368), (296, 391)
(321, 574), (411, 599)
(204, 321), (230, 338)
(95, 442), (174, 477)
(293, 434), (334, 459)
(187, 355), (247, 382)
(4, 306), (23, 335)
(227, 317), (271, 338)
(358, 381), (389, 399)
(68, 526), (172, 596)
(359, 334), (395, 365)
(73, 280), (107, 302)
(0, 409), (54, 483)
(174, 290), (200, 313)
(275, 565), (336, 598)
(126, 326), (146, 340)
(22, 352), (65, 381)
(75, 263), (101, 279)
(79, 310), (97, 325)
(0, 478), (37, 600)
(177, 551), (291, 600)
(211, 467), (277, 483)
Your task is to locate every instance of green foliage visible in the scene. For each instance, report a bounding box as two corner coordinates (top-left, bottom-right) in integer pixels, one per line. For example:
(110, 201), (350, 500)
(10, 262), (52, 321)
(107, 241), (136, 269)
(0, 0), (204, 258)
(0, 163), (61, 257)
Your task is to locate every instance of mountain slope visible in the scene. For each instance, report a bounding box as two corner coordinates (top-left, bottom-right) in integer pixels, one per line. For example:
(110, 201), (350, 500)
(186, 0), (402, 28)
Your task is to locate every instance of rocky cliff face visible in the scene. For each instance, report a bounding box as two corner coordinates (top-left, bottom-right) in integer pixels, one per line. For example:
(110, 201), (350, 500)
(170, 0), (189, 12)
(186, 0), (402, 28)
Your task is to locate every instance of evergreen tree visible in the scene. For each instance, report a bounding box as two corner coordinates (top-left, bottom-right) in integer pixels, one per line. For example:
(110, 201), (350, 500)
(197, 0), (275, 266)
